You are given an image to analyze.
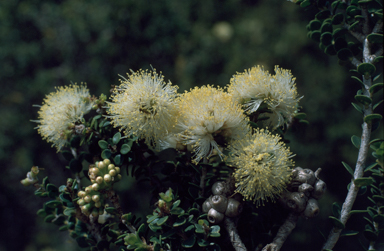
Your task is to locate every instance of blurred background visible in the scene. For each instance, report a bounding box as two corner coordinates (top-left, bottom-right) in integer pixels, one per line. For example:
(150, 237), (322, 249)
(1, 0), (382, 250)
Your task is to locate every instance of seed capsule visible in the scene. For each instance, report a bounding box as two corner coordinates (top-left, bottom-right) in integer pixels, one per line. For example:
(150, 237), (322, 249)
(311, 179), (326, 200)
(202, 198), (213, 213)
(104, 174), (112, 183)
(210, 195), (228, 213)
(303, 198), (320, 218)
(207, 208), (225, 224)
(225, 198), (243, 218)
(211, 181), (225, 195)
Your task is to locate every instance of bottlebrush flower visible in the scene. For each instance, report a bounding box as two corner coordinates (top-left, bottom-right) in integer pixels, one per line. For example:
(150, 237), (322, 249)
(33, 84), (94, 151)
(107, 69), (179, 146)
(228, 66), (301, 129)
(177, 85), (250, 163)
(227, 129), (294, 206)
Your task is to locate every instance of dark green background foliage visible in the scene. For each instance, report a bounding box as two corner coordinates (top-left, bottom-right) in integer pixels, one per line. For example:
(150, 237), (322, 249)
(1, 0), (382, 250)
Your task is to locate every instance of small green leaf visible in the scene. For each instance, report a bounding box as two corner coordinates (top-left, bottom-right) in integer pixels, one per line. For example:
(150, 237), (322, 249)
(209, 225), (221, 237)
(364, 114), (382, 124)
(114, 154), (122, 165)
(349, 210), (368, 215)
(309, 20), (321, 30)
(332, 202), (342, 218)
(367, 33), (383, 43)
(365, 162), (378, 172)
(105, 207), (117, 214)
(329, 216), (345, 229)
(373, 214), (384, 223)
(171, 200), (181, 209)
(332, 13), (345, 24)
(342, 161), (354, 176)
(372, 195), (384, 203)
(370, 83), (383, 94)
(44, 214), (55, 223)
(363, 229), (378, 241)
(98, 140), (109, 149)
(340, 230), (359, 237)
(59, 225), (69, 231)
(337, 48), (353, 61)
(294, 113), (307, 119)
(300, 0), (311, 8)
(197, 238), (209, 247)
(45, 200), (62, 208)
(37, 209), (47, 217)
(46, 184), (59, 198)
(358, 63), (376, 76)
(173, 217), (187, 227)
(195, 224), (204, 233)
(373, 100), (383, 111)
(354, 177), (374, 187)
(112, 132), (121, 145)
(351, 102), (363, 113)
(325, 45), (337, 55)
(63, 208), (76, 216)
(170, 207), (185, 215)
(101, 149), (112, 159)
(156, 216), (169, 226)
(354, 95), (372, 105)
(351, 135), (361, 149)
(321, 22), (333, 33)
(351, 76), (364, 88)
(147, 215), (159, 224)
(70, 136), (81, 148)
(311, 31), (321, 42)
(120, 144), (131, 155)
(333, 28), (348, 38)
(316, 10), (331, 20)
(321, 32), (333, 46)
(182, 235), (196, 248)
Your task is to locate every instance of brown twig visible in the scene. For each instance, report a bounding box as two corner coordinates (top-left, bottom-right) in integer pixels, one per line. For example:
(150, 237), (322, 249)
(262, 213), (299, 251)
(224, 217), (247, 251)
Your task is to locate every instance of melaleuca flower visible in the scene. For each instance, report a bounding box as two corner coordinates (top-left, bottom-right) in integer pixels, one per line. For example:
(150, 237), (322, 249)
(33, 84), (94, 151)
(228, 66), (301, 129)
(107, 69), (179, 146)
(177, 85), (250, 163)
(227, 129), (294, 206)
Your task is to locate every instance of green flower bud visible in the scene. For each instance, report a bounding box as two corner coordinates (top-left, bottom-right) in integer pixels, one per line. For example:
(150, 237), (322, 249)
(115, 166), (121, 174)
(95, 201), (102, 208)
(96, 176), (103, 184)
(103, 159), (111, 166)
(20, 178), (32, 186)
(109, 169), (117, 177)
(97, 161), (106, 170)
(108, 164), (115, 170)
(104, 174), (112, 183)
(84, 195), (92, 203)
(92, 195), (100, 202)
(77, 199), (85, 206)
(85, 186), (92, 194)
(117, 174), (122, 180)
(92, 183), (100, 191)
(78, 191), (86, 197)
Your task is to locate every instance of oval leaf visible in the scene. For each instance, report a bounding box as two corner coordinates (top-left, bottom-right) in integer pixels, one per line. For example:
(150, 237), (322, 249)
(370, 83), (383, 94)
(329, 216), (346, 229)
(358, 63), (376, 76)
(354, 95), (372, 105)
(101, 149), (112, 160)
(98, 140), (109, 149)
(351, 135), (361, 149)
(342, 161), (354, 177)
(364, 114), (382, 124)
(112, 132), (121, 145)
(367, 33), (383, 43)
(354, 177), (373, 187)
(120, 144), (131, 155)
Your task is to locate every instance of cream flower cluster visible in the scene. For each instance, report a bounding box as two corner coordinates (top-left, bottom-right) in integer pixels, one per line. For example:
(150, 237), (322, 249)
(227, 129), (294, 206)
(33, 84), (94, 151)
(107, 69), (179, 146)
(228, 66), (301, 129)
(35, 66), (301, 205)
(175, 85), (250, 163)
